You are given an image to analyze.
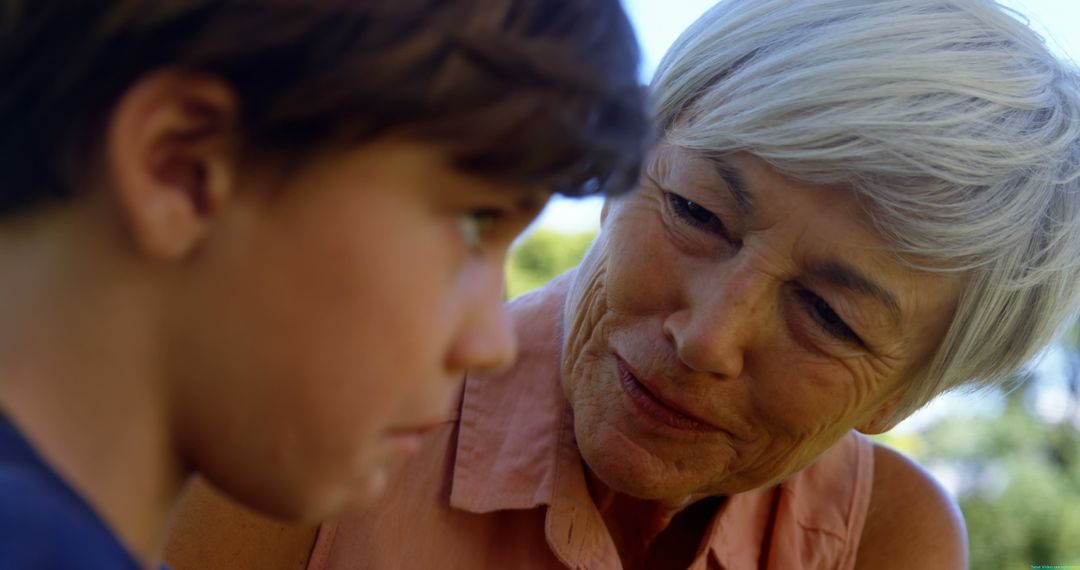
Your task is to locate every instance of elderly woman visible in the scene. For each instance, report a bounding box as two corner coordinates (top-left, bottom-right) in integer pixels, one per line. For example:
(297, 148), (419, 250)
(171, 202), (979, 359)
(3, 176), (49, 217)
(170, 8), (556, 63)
(165, 0), (1080, 568)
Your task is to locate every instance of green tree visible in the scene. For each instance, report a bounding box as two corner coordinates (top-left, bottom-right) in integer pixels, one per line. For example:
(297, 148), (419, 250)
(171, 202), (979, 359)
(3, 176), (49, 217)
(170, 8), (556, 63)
(913, 369), (1080, 569)
(505, 229), (596, 299)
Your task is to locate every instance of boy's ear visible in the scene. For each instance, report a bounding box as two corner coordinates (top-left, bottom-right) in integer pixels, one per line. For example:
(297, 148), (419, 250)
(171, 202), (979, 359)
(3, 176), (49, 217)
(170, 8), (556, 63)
(105, 69), (239, 261)
(856, 389), (908, 435)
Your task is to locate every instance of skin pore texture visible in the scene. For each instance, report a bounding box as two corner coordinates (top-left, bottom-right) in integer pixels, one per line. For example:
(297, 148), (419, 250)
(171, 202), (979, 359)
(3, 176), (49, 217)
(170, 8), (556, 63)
(561, 140), (967, 567)
(0, 70), (544, 564)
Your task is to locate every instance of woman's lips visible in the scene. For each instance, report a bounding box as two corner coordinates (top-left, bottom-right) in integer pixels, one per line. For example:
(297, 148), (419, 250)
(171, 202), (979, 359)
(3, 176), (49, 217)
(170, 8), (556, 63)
(616, 358), (719, 432)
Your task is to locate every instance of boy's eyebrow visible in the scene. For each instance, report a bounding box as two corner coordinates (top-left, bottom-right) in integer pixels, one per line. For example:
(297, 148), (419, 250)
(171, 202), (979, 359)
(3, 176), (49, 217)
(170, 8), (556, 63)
(703, 155), (754, 216)
(516, 189), (552, 212)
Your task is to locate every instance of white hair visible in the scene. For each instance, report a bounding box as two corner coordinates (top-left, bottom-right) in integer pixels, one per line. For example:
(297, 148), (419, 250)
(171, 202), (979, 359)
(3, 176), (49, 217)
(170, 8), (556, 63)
(652, 0), (1080, 421)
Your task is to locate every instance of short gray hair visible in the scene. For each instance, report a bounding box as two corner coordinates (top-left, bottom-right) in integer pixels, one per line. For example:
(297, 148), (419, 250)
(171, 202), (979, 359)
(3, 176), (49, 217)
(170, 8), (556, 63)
(652, 0), (1080, 421)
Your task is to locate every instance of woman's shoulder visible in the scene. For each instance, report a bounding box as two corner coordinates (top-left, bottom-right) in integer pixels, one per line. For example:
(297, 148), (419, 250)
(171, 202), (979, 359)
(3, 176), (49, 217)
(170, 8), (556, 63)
(855, 444), (968, 569)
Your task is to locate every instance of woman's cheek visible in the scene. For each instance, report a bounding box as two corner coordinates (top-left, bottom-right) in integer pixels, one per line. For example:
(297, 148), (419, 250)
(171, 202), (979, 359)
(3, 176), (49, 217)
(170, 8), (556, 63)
(562, 240), (612, 394)
(606, 213), (681, 314)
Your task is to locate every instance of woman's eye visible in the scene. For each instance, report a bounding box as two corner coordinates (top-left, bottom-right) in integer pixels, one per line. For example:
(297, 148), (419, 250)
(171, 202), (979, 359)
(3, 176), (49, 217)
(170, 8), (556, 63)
(800, 290), (863, 347)
(664, 192), (731, 239)
(457, 209), (503, 250)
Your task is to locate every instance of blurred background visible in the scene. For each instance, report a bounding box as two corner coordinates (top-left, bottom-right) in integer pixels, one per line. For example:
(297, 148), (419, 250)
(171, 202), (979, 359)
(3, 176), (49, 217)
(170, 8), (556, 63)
(508, 2), (1080, 567)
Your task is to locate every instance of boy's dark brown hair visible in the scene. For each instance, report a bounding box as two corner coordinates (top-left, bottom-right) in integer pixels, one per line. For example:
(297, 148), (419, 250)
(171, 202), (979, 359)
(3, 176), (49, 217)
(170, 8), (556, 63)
(0, 0), (650, 216)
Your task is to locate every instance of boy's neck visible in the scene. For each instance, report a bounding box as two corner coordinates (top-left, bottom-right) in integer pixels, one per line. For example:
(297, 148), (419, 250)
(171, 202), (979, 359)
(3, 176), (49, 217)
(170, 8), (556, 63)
(0, 214), (188, 567)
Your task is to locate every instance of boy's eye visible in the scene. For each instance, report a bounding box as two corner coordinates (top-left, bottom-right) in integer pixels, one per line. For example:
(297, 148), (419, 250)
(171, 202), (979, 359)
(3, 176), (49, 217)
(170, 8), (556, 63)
(457, 209), (503, 250)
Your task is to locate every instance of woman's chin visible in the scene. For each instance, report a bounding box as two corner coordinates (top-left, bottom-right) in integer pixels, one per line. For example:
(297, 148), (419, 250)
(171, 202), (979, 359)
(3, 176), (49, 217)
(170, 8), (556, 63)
(578, 435), (720, 502)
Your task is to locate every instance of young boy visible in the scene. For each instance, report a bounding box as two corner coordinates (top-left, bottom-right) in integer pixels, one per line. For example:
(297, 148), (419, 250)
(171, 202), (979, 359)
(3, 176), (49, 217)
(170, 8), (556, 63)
(0, 1), (648, 567)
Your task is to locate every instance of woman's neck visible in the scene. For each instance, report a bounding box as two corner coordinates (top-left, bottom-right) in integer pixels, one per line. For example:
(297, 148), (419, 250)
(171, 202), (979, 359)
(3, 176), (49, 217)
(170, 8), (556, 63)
(585, 468), (722, 570)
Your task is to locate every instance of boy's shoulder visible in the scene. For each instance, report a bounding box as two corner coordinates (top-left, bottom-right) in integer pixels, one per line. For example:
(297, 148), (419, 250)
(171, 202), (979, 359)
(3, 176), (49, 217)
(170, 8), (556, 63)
(0, 417), (140, 570)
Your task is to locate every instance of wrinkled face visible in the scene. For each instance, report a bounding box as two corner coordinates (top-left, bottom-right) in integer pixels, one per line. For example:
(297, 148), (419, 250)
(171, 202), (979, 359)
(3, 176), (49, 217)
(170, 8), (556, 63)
(168, 140), (544, 521)
(563, 141), (963, 502)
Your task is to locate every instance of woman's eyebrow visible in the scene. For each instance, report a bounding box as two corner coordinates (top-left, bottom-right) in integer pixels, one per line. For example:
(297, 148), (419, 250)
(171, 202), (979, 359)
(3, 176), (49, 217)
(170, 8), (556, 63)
(810, 260), (903, 325)
(702, 154), (753, 216)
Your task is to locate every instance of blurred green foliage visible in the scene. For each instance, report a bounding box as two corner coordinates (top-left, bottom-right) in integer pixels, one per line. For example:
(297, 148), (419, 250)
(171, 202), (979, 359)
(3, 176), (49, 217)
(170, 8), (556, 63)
(913, 380), (1080, 569)
(506, 228), (1080, 568)
(505, 229), (596, 299)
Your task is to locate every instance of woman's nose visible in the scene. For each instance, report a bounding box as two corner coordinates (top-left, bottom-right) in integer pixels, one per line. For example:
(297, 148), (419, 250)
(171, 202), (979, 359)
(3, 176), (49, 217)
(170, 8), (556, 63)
(662, 261), (770, 378)
(445, 260), (518, 375)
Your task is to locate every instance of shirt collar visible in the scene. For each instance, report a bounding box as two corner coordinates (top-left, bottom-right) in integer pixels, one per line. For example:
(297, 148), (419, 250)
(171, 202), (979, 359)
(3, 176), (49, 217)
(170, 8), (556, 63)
(446, 271), (864, 570)
(447, 272), (731, 569)
(448, 273), (572, 515)
(449, 273), (623, 568)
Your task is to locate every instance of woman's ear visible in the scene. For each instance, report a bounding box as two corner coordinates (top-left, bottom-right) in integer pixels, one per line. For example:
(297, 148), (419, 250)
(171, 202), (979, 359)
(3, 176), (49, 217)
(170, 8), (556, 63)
(105, 69), (239, 261)
(856, 390), (908, 435)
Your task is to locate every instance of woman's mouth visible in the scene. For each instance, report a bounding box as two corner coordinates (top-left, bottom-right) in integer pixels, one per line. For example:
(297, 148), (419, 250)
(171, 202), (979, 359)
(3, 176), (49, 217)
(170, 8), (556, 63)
(616, 358), (719, 432)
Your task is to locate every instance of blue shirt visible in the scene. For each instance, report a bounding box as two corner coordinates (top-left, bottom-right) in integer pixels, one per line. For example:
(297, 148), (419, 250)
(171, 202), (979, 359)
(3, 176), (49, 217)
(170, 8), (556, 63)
(0, 413), (142, 569)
